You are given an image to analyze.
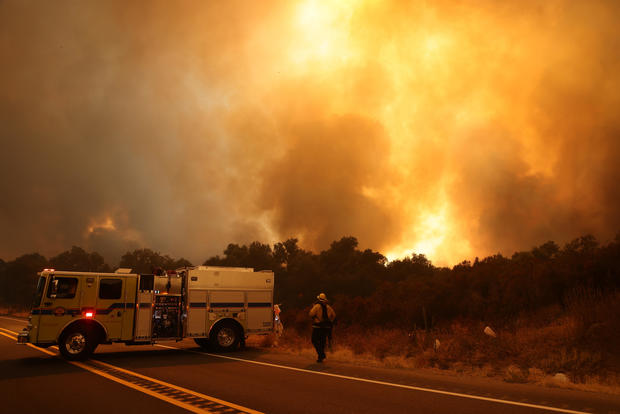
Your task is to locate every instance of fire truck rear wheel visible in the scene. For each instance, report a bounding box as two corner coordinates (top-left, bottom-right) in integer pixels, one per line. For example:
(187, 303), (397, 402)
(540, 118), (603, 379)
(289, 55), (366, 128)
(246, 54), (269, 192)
(59, 326), (96, 360)
(210, 323), (240, 352)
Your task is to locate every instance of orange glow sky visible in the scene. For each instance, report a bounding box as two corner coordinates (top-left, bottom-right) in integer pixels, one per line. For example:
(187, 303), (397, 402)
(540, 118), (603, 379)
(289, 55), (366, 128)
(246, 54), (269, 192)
(1, 1), (619, 265)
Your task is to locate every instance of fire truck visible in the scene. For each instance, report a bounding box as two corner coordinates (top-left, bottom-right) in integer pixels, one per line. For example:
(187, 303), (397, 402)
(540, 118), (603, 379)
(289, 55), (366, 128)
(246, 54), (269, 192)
(17, 266), (274, 360)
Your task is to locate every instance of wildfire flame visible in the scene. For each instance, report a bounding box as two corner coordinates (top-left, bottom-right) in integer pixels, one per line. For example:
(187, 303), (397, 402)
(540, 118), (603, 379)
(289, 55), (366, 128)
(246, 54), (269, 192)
(87, 217), (116, 235)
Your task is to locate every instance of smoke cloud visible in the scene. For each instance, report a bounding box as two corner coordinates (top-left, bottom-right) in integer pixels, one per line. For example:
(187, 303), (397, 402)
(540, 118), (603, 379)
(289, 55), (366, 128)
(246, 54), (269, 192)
(1, 0), (618, 265)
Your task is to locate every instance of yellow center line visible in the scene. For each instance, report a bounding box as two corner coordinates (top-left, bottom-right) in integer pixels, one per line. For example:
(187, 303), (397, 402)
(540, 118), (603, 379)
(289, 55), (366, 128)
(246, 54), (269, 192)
(0, 330), (54, 355)
(1, 328), (262, 414)
(0, 330), (18, 340)
(62, 361), (221, 414)
(89, 358), (263, 414)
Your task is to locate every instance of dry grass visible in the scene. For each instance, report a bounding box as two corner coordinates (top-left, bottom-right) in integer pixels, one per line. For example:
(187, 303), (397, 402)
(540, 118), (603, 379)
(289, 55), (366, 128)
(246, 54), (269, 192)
(268, 293), (620, 393)
(267, 324), (620, 394)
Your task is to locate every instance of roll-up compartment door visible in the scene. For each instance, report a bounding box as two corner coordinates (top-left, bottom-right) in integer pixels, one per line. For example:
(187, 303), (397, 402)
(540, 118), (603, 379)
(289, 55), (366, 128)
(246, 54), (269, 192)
(246, 291), (273, 332)
(187, 290), (207, 337)
(209, 291), (245, 309)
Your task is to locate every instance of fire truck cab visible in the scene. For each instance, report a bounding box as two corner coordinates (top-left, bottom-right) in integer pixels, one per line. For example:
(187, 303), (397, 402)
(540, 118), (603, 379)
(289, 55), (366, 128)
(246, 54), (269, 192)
(18, 266), (274, 360)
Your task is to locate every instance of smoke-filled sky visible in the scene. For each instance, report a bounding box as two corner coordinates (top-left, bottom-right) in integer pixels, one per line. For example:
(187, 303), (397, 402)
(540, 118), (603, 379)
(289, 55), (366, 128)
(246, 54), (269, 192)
(1, 0), (619, 266)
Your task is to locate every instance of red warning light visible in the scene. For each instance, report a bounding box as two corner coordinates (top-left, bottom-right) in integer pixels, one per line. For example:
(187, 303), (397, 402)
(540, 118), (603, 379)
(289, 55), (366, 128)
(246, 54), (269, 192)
(84, 311), (94, 318)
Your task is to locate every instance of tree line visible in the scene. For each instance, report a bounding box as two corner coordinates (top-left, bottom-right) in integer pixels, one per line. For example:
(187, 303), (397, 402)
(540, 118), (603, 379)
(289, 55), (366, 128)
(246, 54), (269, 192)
(1, 234), (618, 331)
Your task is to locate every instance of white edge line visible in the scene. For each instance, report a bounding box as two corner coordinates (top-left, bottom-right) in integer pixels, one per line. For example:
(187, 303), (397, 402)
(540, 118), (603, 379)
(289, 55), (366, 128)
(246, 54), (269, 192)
(155, 344), (590, 414)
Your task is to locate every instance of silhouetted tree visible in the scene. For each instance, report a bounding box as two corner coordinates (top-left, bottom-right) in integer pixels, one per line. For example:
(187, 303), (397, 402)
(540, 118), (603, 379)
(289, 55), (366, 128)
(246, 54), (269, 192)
(49, 246), (111, 272)
(386, 253), (434, 282)
(119, 249), (192, 274)
(203, 242), (276, 270)
(319, 236), (386, 297)
(0, 253), (48, 307)
(273, 238), (301, 266)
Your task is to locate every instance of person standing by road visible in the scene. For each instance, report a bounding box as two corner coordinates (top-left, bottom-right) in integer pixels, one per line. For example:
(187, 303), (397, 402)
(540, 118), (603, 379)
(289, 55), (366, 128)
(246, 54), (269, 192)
(309, 293), (336, 363)
(273, 304), (283, 346)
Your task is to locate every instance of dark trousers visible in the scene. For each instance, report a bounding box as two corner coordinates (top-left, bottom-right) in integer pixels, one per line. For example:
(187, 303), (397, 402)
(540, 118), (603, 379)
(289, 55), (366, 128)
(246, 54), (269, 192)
(311, 327), (328, 360)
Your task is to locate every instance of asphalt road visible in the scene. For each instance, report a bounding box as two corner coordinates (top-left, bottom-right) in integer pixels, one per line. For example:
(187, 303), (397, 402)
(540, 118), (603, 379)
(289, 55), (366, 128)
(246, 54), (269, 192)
(1, 316), (619, 414)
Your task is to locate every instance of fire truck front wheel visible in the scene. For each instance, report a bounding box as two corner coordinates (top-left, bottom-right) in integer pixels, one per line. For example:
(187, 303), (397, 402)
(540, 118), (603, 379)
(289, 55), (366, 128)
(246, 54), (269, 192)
(59, 326), (97, 360)
(210, 322), (241, 352)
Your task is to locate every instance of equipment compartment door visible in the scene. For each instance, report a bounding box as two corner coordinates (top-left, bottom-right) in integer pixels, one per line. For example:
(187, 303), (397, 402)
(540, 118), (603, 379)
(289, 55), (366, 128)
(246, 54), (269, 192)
(134, 275), (154, 341)
(246, 291), (273, 332)
(121, 276), (137, 340)
(209, 291), (245, 315)
(134, 291), (153, 341)
(96, 277), (125, 340)
(187, 290), (207, 337)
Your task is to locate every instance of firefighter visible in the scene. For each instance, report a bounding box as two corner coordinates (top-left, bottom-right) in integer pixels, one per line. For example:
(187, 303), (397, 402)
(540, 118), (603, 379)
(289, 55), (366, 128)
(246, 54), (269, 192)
(309, 293), (336, 362)
(274, 304), (283, 336)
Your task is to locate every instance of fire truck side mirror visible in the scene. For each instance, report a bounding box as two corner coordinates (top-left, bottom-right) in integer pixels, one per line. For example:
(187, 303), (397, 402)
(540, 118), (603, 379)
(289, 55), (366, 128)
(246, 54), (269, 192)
(49, 278), (58, 299)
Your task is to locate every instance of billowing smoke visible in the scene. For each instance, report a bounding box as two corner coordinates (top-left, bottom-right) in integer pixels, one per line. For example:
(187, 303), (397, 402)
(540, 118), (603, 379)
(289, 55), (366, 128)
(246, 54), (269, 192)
(259, 114), (398, 249)
(1, 0), (618, 266)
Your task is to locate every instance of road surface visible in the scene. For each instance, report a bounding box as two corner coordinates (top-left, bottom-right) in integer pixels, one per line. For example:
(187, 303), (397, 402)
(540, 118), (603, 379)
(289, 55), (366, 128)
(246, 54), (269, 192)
(1, 316), (618, 413)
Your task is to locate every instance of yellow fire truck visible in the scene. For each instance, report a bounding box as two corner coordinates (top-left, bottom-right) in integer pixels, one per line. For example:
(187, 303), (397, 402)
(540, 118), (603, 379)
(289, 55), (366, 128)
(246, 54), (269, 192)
(17, 266), (274, 360)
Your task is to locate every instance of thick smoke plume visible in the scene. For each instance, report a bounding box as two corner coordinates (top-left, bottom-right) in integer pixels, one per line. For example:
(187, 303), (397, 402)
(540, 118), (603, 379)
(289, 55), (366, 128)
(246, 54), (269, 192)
(1, 0), (618, 265)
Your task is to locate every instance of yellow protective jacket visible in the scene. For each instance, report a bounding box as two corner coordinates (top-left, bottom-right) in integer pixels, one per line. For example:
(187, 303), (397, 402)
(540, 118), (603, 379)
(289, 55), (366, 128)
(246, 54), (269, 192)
(309, 302), (336, 328)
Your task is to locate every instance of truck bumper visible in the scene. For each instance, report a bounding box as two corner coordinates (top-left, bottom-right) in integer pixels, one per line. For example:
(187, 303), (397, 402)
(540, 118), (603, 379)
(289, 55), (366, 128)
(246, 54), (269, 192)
(17, 331), (29, 344)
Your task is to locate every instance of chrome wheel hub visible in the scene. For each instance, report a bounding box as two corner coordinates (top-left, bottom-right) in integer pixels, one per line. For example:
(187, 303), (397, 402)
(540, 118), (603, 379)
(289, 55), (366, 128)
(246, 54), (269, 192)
(66, 333), (86, 354)
(217, 328), (235, 347)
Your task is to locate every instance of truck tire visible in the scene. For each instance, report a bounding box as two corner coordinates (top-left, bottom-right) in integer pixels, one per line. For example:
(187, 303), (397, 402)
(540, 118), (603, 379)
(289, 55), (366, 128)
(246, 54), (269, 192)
(58, 326), (97, 360)
(194, 338), (210, 351)
(209, 322), (240, 352)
